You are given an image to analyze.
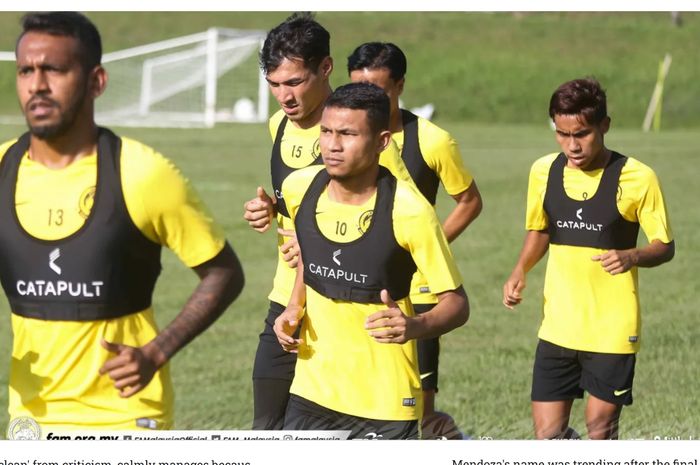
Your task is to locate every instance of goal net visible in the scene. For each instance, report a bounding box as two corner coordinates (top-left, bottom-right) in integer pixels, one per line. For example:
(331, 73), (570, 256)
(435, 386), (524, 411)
(99, 28), (268, 127)
(0, 28), (269, 128)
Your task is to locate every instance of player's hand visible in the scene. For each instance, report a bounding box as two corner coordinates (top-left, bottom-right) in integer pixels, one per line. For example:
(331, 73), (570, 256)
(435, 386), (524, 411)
(243, 186), (275, 233)
(365, 289), (416, 344)
(99, 340), (163, 398)
(503, 269), (526, 309)
(273, 304), (304, 353)
(591, 248), (638, 275)
(278, 228), (300, 268)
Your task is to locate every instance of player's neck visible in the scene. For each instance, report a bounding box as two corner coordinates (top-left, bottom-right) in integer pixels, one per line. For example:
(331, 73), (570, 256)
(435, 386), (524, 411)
(327, 165), (379, 205)
(389, 107), (403, 133)
(584, 147), (612, 171)
(28, 122), (98, 169)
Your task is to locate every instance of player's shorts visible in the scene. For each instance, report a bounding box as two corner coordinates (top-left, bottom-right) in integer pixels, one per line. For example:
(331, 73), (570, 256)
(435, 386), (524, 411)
(414, 303), (440, 391)
(252, 301), (298, 380)
(531, 339), (635, 406)
(284, 394), (419, 440)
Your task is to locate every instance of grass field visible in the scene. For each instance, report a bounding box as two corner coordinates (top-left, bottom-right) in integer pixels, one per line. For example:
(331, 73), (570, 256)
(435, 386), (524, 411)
(0, 121), (696, 439)
(1, 12), (699, 128)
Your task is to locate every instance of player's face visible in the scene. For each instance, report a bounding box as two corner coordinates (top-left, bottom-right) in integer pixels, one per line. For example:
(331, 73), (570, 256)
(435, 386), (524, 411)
(350, 67), (403, 113)
(553, 113), (610, 170)
(16, 32), (100, 140)
(266, 57), (332, 128)
(320, 106), (390, 181)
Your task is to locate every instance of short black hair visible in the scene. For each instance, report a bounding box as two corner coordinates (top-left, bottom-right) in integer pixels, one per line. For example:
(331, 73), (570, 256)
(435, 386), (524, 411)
(325, 82), (390, 134)
(549, 78), (608, 125)
(260, 12), (330, 75)
(347, 42), (406, 81)
(17, 12), (102, 71)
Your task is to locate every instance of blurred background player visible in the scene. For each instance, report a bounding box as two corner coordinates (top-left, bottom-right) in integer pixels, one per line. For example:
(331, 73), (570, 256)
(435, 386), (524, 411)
(274, 82), (469, 439)
(243, 13), (412, 430)
(1, 11), (244, 432)
(347, 42), (482, 438)
(502, 78), (674, 439)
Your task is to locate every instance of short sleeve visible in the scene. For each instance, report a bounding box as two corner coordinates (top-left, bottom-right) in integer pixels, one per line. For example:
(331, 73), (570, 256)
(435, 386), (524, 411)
(393, 181), (462, 294)
(120, 138), (225, 268)
(269, 110), (285, 141)
(525, 154), (557, 231)
(281, 165), (325, 228)
(418, 119), (473, 196)
(620, 159), (674, 244)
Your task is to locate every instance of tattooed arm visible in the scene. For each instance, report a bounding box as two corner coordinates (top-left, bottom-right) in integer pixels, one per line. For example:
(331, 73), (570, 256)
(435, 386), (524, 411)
(99, 242), (244, 397)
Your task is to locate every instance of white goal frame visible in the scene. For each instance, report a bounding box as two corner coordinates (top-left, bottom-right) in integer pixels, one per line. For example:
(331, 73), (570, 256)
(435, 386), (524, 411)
(0, 28), (269, 128)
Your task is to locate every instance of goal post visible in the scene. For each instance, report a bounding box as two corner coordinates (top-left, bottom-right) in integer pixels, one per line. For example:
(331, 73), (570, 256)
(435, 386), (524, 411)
(99, 27), (269, 128)
(0, 28), (269, 128)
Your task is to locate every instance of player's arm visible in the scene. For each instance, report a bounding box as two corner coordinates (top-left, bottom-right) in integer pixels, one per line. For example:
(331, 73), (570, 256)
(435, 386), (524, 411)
(503, 155), (553, 309)
(100, 243), (244, 397)
(276, 166), (322, 268)
(423, 126), (482, 241)
(366, 287), (468, 344)
(442, 181), (483, 242)
(273, 168), (312, 348)
(99, 146), (244, 396)
(502, 229), (549, 309)
(366, 191), (468, 344)
(591, 236), (674, 275)
(243, 186), (276, 233)
(591, 166), (675, 274)
(273, 254), (306, 352)
(278, 227), (299, 268)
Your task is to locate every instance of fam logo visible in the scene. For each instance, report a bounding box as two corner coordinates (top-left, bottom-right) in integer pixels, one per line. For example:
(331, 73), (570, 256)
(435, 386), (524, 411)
(6, 416), (41, 440)
(312, 138), (321, 159)
(49, 248), (61, 275)
(78, 186), (96, 219)
(358, 210), (373, 234)
(332, 249), (342, 266)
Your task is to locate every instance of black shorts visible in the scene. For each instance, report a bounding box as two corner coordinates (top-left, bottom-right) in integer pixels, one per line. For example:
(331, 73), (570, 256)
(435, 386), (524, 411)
(414, 303), (440, 391)
(252, 301), (298, 381)
(531, 339), (636, 406)
(284, 394), (419, 440)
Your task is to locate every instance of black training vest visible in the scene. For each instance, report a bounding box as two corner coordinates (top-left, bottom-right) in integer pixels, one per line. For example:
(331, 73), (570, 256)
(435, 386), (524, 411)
(270, 116), (323, 218)
(0, 128), (162, 321)
(295, 167), (417, 304)
(543, 151), (639, 249)
(400, 109), (440, 205)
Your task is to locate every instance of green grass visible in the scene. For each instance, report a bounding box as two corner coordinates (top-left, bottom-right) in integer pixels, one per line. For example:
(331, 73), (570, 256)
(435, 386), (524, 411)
(1, 12), (700, 128)
(0, 122), (696, 438)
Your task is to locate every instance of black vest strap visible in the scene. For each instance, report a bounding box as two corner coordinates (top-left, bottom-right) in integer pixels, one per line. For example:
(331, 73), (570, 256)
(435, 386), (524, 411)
(0, 128), (162, 321)
(295, 166), (417, 304)
(400, 109), (440, 205)
(270, 116), (323, 218)
(543, 152), (640, 250)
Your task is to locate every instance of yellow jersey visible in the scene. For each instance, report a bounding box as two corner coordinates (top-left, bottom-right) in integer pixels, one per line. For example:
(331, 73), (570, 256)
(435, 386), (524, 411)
(527, 152), (673, 353)
(0, 135), (225, 431)
(282, 165), (462, 420)
(393, 114), (473, 304)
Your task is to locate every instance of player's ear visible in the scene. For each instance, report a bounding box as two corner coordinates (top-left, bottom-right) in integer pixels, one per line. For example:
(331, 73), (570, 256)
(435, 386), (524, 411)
(396, 77), (405, 97)
(377, 130), (392, 152)
(600, 116), (611, 134)
(88, 65), (108, 99)
(319, 56), (333, 79)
